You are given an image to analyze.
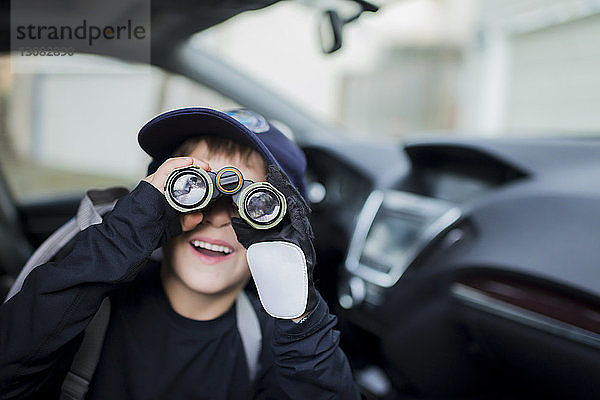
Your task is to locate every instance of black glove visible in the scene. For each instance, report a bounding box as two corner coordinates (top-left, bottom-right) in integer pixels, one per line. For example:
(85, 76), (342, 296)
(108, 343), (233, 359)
(232, 165), (318, 319)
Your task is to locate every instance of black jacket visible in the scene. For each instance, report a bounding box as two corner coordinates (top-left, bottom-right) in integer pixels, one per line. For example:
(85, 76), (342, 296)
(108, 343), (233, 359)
(0, 181), (360, 399)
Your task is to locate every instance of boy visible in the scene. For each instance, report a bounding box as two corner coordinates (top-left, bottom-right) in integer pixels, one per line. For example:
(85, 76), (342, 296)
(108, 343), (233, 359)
(0, 108), (360, 399)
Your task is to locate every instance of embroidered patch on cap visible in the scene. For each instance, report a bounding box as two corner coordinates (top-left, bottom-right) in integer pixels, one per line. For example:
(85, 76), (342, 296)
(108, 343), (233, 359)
(226, 109), (270, 134)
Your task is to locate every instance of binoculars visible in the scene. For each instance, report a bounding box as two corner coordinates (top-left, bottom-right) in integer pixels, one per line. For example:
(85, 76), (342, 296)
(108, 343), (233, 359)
(164, 165), (287, 229)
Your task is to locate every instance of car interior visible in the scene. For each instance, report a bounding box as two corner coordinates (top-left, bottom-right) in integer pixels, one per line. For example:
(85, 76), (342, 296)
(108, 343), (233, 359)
(1, 0), (600, 399)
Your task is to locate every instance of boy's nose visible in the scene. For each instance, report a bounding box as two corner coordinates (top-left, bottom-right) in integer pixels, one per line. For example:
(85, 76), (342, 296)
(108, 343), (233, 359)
(181, 198), (233, 231)
(204, 199), (234, 228)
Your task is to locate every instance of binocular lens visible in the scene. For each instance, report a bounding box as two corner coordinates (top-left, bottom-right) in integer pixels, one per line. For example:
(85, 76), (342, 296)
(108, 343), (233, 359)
(245, 190), (281, 224)
(171, 174), (208, 207)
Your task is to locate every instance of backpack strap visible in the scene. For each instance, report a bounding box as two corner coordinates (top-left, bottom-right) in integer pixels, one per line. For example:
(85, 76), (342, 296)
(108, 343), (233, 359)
(59, 297), (111, 400)
(236, 290), (262, 382)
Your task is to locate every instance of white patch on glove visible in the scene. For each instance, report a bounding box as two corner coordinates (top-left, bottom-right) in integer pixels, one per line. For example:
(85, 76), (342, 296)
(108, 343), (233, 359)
(246, 241), (308, 319)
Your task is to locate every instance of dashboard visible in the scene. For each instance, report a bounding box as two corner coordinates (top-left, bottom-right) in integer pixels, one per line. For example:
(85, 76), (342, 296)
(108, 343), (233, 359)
(303, 137), (600, 399)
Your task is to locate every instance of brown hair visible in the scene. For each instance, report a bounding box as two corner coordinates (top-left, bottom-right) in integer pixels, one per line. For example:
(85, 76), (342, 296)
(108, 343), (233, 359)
(172, 136), (267, 173)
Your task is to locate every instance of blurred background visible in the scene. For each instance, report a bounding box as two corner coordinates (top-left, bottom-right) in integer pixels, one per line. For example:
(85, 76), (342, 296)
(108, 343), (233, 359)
(2, 0), (600, 201)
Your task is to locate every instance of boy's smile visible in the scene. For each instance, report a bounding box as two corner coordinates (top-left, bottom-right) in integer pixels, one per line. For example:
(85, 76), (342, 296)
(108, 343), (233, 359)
(187, 236), (235, 264)
(190, 237), (233, 255)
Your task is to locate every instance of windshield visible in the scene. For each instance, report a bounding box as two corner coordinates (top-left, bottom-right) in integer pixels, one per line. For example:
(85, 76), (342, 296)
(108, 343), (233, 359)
(192, 0), (600, 140)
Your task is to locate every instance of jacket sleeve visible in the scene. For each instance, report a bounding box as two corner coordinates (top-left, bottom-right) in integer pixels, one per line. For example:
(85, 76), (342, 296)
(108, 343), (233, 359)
(0, 181), (180, 399)
(254, 292), (361, 399)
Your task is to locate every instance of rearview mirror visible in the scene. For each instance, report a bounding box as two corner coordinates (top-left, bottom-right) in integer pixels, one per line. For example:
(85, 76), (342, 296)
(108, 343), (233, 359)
(319, 10), (343, 54)
(317, 0), (379, 54)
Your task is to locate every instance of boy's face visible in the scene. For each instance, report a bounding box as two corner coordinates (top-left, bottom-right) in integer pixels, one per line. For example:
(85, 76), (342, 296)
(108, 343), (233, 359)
(162, 140), (267, 297)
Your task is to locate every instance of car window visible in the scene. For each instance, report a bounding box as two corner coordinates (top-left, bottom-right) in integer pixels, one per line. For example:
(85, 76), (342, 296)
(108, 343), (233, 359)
(194, 1), (600, 139)
(0, 53), (240, 203)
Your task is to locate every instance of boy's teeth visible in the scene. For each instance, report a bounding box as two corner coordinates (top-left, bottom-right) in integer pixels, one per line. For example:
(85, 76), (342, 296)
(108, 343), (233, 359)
(191, 240), (232, 254)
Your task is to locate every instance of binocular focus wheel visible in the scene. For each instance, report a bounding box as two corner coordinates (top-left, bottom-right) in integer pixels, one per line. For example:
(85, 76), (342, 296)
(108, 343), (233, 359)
(216, 167), (244, 194)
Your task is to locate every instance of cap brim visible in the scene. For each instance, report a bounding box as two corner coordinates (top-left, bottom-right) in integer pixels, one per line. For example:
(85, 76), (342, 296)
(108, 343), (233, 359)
(138, 108), (279, 166)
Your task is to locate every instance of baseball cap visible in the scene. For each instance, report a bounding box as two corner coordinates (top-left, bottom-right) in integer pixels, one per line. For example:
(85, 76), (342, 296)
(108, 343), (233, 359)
(138, 107), (307, 198)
